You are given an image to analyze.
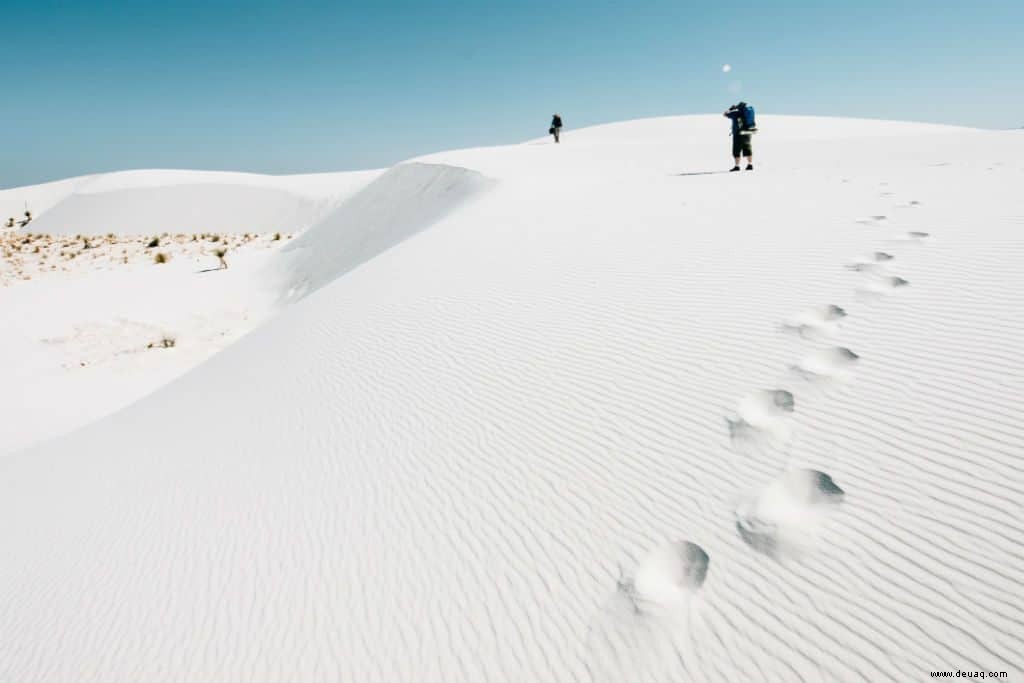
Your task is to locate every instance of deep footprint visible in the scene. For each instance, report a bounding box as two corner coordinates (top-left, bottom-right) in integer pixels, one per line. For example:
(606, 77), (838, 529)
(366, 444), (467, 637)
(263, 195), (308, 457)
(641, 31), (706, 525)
(782, 305), (847, 339)
(847, 251), (895, 271)
(735, 469), (846, 559)
(727, 389), (796, 442)
(793, 347), (860, 381)
(628, 541), (710, 607)
(859, 274), (910, 296)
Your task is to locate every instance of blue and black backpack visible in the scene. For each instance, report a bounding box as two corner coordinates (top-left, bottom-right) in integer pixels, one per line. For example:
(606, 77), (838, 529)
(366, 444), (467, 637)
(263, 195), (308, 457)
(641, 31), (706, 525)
(738, 102), (757, 133)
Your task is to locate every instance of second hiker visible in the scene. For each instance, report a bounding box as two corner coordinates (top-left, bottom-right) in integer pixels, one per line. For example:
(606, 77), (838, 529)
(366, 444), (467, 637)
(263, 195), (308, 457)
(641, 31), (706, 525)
(550, 114), (563, 144)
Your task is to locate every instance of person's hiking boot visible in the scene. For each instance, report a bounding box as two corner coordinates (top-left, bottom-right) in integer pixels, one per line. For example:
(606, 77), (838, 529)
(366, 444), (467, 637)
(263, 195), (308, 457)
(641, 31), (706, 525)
(729, 166), (741, 172)
(745, 164), (754, 171)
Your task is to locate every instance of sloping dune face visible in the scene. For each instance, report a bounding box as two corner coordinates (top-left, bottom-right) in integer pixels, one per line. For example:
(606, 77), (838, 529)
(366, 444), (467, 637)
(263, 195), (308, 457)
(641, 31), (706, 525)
(1, 116), (1023, 682)
(276, 162), (494, 301)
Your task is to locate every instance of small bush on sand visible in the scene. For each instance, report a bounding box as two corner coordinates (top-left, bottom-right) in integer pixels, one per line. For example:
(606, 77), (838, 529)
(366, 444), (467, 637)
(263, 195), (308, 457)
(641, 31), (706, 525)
(147, 237), (160, 248)
(148, 335), (176, 349)
(210, 234), (220, 243)
(154, 252), (168, 264)
(273, 232), (281, 241)
(214, 248), (228, 269)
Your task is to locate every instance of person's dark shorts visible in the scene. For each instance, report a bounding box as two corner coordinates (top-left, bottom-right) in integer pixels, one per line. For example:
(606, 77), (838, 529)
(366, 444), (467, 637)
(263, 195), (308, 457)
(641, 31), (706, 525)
(732, 133), (753, 157)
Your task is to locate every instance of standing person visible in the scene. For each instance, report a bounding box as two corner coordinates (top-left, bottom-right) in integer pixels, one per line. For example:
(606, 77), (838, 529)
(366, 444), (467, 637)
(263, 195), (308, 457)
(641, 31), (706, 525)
(550, 114), (563, 143)
(724, 102), (755, 171)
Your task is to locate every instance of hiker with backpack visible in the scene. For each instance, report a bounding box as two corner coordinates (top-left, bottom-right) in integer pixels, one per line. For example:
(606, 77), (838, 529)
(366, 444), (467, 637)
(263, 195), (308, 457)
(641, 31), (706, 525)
(724, 102), (756, 171)
(550, 114), (563, 144)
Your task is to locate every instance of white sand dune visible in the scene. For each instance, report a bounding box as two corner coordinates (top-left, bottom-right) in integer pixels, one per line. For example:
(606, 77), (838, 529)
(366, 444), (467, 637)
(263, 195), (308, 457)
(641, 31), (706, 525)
(0, 174), (97, 222)
(1, 115), (1022, 682)
(1, 168), (382, 236)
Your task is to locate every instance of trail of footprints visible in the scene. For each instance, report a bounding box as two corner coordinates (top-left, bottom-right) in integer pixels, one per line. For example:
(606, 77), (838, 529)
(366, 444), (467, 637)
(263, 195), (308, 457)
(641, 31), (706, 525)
(615, 197), (930, 613)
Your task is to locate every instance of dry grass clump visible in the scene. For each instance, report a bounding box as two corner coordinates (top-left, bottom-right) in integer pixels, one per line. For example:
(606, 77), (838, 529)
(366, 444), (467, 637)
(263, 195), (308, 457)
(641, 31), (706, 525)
(154, 252), (169, 264)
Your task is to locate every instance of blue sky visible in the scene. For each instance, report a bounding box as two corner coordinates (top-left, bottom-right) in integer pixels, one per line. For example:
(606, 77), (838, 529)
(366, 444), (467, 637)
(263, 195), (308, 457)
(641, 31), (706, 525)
(3, 0), (1021, 188)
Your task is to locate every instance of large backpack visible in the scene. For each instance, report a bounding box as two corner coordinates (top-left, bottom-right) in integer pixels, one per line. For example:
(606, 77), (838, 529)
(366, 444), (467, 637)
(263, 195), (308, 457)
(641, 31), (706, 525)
(738, 103), (757, 134)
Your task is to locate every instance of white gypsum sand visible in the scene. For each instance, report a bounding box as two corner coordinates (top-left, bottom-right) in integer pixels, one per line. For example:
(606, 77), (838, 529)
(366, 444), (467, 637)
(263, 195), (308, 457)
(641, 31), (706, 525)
(0, 169), (382, 454)
(0, 115), (1022, 682)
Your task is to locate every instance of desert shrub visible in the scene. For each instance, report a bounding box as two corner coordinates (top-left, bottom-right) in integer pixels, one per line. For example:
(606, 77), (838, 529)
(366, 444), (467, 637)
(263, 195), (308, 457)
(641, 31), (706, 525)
(148, 335), (176, 349)
(210, 234), (220, 243)
(147, 237), (160, 248)
(273, 232), (281, 241)
(154, 252), (168, 264)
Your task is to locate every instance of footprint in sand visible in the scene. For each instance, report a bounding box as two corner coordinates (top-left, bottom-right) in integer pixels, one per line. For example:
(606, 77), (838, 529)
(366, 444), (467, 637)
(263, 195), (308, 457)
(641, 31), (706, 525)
(846, 251), (895, 272)
(606, 541), (709, 621)
(627, 541), (710, 609)
(587, 542), (710, 682)
(791, 347), (860, 383)
(889, 230), (930, 243)
(735, 469), (845, 560)
(782, 304), (847, 340)
(727, 389), (796, 444)
(858, 273), (910, 298)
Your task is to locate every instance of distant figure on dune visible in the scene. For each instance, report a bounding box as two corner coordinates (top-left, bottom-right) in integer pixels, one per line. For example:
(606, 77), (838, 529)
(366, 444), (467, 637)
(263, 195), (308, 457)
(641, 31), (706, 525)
(16, 210), (32, 228)
(550, 114), (563, 144)
(724, 102), (756, 171)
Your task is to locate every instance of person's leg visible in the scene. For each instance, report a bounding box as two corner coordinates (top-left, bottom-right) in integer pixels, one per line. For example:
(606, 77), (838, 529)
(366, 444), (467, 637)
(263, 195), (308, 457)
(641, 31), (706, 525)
(555, 127), (560, 143)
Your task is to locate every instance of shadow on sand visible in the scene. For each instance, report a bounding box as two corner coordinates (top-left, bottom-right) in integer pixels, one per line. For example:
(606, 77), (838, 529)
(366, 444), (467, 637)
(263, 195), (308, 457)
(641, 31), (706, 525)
(673, 170), (730, 177)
